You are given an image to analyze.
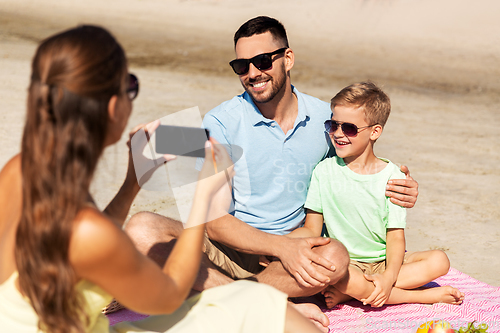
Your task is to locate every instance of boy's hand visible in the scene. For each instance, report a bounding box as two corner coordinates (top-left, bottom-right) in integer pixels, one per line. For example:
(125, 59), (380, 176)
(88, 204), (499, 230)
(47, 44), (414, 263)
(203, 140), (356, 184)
(385, 165), (419, 208)
(361, 273), (395, 307)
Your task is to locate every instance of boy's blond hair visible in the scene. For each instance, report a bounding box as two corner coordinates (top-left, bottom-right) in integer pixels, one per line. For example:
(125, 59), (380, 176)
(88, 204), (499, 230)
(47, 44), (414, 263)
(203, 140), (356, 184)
(331, 82), (391, 127)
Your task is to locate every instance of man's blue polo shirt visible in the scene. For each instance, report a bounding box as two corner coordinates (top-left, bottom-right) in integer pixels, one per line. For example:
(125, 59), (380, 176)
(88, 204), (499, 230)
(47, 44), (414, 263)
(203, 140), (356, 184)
(202, 86), (332, 235)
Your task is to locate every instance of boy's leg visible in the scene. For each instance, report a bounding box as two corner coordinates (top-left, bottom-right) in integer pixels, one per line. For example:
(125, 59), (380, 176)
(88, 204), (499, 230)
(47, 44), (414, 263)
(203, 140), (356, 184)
(384, 250), (464, 306)
(322, 260), (375, 308)
(326, 255), (464, 307)
(322, 286), (353, 308)
(385, 286), (464, 305)
(326, 282), (464, 307)
(324, 265), (376, 307)
(395, 250), (450, 289)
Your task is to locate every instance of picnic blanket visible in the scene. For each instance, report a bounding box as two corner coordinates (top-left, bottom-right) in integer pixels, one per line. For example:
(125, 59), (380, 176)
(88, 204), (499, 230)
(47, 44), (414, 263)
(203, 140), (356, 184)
(107, 268), (500, 332)
(324, 268), (500, 332)
(107, 308), (148, 326)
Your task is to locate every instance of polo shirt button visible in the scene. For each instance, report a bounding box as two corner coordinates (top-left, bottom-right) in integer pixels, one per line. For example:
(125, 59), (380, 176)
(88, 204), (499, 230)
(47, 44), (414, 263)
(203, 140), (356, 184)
(271, 124), (275, 127)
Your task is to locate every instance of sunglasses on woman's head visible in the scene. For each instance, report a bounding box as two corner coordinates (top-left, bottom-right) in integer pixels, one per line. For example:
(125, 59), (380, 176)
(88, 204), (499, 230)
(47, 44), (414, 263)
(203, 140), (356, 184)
(229, 47), (288, 75)
(126, 73), (139, 100)
(324, 119), (377, 137)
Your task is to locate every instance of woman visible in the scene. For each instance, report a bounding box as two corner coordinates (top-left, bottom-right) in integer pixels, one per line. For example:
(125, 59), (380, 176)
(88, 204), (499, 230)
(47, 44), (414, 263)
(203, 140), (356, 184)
(0, 26), (321, 333)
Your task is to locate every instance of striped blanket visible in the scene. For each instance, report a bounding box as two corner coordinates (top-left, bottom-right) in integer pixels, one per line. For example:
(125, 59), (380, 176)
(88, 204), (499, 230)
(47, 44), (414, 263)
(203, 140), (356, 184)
(325, 268), (500, 332)
(107, 268), (500, 332)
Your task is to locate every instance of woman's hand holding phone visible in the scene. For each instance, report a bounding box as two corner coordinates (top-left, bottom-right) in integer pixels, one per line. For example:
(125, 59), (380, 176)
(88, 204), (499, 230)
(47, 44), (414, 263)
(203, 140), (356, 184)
(127, 120), (177, 188)
(182, 138), (234, 229)
(197, 138), (235, 199)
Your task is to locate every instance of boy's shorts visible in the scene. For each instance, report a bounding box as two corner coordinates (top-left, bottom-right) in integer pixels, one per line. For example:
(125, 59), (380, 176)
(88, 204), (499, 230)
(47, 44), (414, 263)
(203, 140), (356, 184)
(349, 252), (413, 275)
(203, 233), (264, 279)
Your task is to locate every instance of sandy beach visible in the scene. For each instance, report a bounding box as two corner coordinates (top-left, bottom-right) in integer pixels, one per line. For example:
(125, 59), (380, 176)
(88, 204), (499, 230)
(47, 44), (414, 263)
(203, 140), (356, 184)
(0, 0), (499, 286)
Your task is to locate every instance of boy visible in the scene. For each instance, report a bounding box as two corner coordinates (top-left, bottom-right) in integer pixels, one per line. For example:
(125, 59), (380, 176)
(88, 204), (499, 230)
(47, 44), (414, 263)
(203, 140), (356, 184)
(296, 82), (464, 308)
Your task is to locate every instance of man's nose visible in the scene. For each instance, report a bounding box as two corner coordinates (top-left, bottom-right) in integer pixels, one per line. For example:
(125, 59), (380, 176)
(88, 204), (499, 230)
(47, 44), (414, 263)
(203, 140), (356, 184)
(247, 62), (262, 79)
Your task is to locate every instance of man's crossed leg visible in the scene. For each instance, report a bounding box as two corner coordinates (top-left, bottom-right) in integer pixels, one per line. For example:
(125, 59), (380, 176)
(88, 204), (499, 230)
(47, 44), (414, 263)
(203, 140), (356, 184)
(125, 211), (349, 333)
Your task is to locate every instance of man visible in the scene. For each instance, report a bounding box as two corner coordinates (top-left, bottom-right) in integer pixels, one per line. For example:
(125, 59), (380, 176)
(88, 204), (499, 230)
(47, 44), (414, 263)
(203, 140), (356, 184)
(126, 16), (418, 332)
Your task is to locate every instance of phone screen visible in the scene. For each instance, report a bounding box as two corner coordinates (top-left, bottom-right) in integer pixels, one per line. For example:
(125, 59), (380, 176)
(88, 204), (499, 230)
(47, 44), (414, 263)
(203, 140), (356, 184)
(155, 125), (210, 158)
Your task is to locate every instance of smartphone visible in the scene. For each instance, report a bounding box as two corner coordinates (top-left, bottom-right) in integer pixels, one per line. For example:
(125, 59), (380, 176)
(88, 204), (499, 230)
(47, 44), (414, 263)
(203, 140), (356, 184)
(155, 125), (210, 158)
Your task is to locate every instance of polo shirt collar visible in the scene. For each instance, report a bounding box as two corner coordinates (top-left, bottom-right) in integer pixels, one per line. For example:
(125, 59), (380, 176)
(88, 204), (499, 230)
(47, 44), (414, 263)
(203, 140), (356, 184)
(243, 92), (273, 126)
(243, 85), (310, 127)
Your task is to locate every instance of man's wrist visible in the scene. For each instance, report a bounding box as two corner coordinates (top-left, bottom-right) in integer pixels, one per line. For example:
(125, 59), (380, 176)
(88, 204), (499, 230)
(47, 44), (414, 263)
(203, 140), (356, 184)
(269, 233), (288, 258)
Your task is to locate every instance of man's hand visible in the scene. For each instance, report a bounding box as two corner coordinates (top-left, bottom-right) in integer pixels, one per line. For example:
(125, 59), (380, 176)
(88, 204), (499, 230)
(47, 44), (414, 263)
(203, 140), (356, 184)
(276, 237), (337, 288)
(361, 273), (395, 307)
(386, 165), (419, 208)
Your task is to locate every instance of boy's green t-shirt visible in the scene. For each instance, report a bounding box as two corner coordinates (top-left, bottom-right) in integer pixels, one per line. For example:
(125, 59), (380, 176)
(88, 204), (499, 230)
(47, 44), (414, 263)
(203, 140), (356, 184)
(304, 156), (406, 263)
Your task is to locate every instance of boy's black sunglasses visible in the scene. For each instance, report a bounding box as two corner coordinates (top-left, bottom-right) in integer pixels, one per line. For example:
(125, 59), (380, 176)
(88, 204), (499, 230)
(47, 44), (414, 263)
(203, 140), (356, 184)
(126, 73), (139, 100)
(324, 119), (377, 137)
(229, 47), (288, 75)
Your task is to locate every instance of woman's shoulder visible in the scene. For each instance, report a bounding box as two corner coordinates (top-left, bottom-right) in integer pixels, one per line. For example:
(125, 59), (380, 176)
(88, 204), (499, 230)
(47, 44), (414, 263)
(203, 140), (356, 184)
(69, 206), (133, 275)
(0, 154), (21, 184)
(69, 206), (147, 302)
(0, 155), (22, 282)
(0, 154), (22, 228)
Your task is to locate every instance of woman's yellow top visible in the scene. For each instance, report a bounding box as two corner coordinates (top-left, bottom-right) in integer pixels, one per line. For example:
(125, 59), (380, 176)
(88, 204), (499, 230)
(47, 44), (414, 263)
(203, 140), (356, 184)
(0, 271), (112, 332)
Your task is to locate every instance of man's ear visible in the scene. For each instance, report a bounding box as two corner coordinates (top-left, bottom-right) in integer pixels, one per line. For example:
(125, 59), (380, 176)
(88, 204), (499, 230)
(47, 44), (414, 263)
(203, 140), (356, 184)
(285, 48), (294, 72)
(370, 124), (383, 141)
(107, 95), (118, 123)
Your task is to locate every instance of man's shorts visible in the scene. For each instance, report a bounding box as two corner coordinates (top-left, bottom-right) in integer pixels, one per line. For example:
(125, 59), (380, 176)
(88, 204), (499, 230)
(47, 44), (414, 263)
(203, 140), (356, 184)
(203, 233), (265, 279)
(349, 252), (413, 275)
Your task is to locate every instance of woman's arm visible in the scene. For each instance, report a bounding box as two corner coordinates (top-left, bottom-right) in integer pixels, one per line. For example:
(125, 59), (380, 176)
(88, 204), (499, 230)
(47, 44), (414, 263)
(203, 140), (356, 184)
(71, 208), (191, 314)
(103, 121), (175, 227)
(72, 139), (232, 314)
(102, 169), (140, 227)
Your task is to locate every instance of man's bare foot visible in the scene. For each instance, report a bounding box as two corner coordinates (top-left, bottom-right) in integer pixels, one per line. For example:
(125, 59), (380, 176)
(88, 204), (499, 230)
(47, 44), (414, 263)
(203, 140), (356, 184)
(289, 302), (329, 333)
(433, 286), (465, 305)
(321, 285), (353, 308)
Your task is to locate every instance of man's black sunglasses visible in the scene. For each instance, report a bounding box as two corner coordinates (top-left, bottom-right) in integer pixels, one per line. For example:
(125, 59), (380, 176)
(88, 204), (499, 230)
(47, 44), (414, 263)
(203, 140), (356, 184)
(229, 47), (288, 75)
(126, 73), (139, 100)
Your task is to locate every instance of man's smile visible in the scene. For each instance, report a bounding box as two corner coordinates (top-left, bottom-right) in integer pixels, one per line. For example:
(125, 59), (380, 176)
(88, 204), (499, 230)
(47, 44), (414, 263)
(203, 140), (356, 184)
(249, 79), (270, 91)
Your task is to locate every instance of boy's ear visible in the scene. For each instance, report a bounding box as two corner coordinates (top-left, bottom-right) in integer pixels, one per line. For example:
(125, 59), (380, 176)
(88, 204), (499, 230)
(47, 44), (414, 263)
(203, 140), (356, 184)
(107, 95), (118, 123)
(370, 124), (383, 141)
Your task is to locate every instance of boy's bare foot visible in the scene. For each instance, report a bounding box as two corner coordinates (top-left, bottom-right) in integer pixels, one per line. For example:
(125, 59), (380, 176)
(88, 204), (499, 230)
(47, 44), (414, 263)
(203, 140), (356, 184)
(433, 286), (465, 305)
(289, 302), (329, 333)
(321, 285), (353, 308)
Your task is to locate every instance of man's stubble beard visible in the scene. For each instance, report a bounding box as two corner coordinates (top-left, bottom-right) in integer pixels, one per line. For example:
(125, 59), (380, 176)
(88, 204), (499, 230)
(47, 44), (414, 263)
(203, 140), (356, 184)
(243, 63), (287, 104)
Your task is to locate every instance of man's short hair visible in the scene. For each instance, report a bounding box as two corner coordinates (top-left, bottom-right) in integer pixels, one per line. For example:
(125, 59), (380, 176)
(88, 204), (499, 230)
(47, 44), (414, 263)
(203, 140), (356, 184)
(234, 16), (289, 48)
(331, 82), (391, 127)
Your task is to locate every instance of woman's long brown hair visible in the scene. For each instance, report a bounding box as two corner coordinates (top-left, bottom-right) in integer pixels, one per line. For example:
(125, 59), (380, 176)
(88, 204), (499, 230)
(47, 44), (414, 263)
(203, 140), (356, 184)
(14, 25), (126, 333)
